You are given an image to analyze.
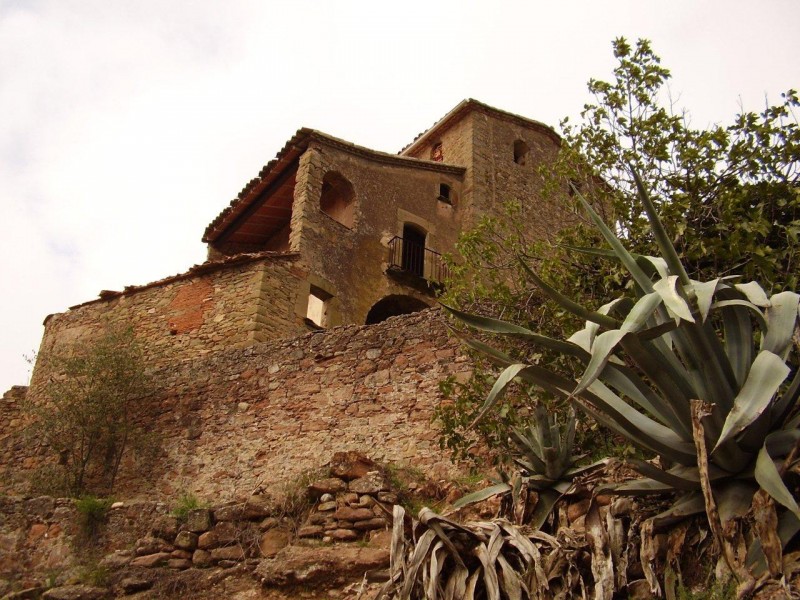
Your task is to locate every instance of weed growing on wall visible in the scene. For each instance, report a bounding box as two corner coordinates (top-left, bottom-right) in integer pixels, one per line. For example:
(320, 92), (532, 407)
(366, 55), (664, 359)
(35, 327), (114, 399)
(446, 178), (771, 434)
(24, 326), (158, 496)
(171, 492), (205, 520)
(74, 495), (113, 542)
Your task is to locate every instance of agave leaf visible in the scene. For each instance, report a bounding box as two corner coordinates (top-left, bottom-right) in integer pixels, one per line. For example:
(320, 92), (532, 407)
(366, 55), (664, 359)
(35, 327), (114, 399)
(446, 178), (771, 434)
(461, 337), (515, 367)
(764, 428), (800, 457)
(400, 529), (438, 599)
(444, 563), (469, 600)
(497, 554), (525, 600)
(714, 351), (790, 451)
(452, 483), (512, 509)
(563, 458), (610, 478)
(754, 440), (800, 520)
(558, 243), (671, 280)
(608, 477), (680, 495)
(638, 255), (670, 280)
(718, 299), (754, 388)
(603, 362), (690, 436)
(464, 569), (481, 599)
(426, 540), (447, 599)
(561, 409), (577, 469)
(474, 544), (501, 600)
(653, 276), (695, 323)
(517, 258), (618, 328)
(692, 279), (720, 323)
(470, 363), (529, 427)
(746, 511), (800, 576)
(628, 460), (701, 491)
(443, 305), (587, 358)
(631, 169), (691, 287)
(711, 299), (768, 330)
(649, 493), (706, 528)
(530, 488), (562, 529)
(584, 380), (698, 463)
(735, 282), (771, 307)
(716, 480), (758, 523)
(572, 187), (655, 293)
(619, 332), (696, 409)
(762, 291), (800, 358)
(772, 368), (800, 428)
(574, 330), (626, 395)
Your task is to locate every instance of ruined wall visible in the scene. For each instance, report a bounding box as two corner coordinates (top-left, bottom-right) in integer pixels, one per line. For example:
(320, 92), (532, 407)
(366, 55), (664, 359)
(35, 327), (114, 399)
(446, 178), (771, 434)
(3, 310), (470, 500)
(29, 254), (309, 396)
(291, 141), (466, 326)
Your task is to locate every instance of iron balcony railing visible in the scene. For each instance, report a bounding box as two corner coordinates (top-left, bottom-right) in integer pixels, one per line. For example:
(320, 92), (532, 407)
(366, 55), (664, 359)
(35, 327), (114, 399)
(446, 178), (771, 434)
(387, 236), (450, 284)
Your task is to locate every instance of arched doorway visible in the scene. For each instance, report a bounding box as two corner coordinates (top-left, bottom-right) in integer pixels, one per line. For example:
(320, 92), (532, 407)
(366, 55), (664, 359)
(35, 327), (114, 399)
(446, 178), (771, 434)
(401, 224), (426, 278)
(365, 295), (431, 325)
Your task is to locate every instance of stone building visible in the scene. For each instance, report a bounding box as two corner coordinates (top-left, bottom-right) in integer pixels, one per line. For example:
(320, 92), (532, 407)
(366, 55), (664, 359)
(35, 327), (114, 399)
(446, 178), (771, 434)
(0, 99), (582, 497)
(29, 99), (568, 382)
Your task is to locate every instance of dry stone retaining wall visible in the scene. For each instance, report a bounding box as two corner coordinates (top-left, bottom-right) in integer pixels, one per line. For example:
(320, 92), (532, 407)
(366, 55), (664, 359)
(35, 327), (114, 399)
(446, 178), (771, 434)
(136, 308), (469, 500)
(3, 309), (470, 500)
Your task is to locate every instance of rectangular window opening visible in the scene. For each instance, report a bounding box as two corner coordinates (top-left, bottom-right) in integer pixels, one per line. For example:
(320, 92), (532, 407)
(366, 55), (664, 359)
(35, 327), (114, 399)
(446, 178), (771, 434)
(306, 285), (333, 327)
(438, 183), (451, 204)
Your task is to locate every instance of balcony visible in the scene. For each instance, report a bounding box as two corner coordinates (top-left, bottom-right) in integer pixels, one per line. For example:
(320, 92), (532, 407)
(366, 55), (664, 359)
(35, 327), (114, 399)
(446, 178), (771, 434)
(386, 236), (449, 293)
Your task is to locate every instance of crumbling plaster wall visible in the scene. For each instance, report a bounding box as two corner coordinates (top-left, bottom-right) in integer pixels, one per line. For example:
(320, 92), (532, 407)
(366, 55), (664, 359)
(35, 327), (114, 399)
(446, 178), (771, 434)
(290, 141), (466, 326)
(2, 309), (470, 500)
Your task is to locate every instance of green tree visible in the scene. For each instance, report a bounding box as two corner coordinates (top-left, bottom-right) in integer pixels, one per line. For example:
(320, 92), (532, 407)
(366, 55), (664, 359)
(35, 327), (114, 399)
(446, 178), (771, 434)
(26, 327), (157, 496)
(438, 38), (799, 462)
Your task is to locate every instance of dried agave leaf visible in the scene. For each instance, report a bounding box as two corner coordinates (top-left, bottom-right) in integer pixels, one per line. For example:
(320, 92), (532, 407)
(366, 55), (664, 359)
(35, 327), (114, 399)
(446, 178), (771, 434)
(586, 501), (614, 600)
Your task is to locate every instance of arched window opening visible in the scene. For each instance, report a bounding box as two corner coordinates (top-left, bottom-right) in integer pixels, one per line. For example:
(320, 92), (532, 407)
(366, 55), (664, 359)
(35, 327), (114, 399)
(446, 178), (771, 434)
(513, 139), (529, 165)
(438, 183), (452, 204)
(365, 295), (430, 325)
(402, 224), (426, 278)
(430, 142), (444, 162)
(320, 171), (355, 228)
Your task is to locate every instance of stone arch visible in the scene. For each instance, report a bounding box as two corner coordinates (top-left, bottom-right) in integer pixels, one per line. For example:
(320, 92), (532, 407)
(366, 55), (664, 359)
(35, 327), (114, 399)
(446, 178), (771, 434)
(365, 295), (431, 325)
(320, 171), (355, 228)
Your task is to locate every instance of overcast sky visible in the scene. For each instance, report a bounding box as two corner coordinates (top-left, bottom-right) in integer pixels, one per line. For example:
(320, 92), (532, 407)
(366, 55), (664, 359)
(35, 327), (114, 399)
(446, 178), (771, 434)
(1, 0), (798, 391)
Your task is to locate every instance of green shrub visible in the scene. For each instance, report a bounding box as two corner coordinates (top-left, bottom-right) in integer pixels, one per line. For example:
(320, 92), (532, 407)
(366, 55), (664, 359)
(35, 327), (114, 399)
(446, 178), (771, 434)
(74, 495), (112, 540)
(171, 492), (204, 520)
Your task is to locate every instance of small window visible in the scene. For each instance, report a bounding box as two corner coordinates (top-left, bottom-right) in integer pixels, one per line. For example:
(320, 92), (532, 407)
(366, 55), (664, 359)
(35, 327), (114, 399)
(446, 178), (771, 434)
(306, 285), (333, 328)
(430, 143), (443, 162)
(513, 139), (529, 165)
(320, 171), (355, 228)
(438, 183), (451, 204)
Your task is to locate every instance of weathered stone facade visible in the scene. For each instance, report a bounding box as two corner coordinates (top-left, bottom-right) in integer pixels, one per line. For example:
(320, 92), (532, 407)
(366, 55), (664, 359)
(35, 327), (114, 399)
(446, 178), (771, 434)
(7, 100), (571, 501)
(30, 100), (570, 379)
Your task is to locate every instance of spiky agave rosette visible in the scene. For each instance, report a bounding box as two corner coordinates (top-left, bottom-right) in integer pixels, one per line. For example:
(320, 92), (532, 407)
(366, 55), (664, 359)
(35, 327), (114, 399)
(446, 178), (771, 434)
(451, 405), (608, 529)
(445, 171), (800, 568)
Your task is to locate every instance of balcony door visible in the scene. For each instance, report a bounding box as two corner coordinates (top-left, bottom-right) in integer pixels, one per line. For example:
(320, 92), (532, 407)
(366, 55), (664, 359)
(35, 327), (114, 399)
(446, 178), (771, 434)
(401, 224), (426, 278)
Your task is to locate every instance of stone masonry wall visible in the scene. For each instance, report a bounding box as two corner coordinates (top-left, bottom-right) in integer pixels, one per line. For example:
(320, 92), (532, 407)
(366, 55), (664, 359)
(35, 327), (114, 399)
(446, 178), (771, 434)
(291, 141), (466, 326)
(2, 309), (471, 500)
(28, 254), (308, 397)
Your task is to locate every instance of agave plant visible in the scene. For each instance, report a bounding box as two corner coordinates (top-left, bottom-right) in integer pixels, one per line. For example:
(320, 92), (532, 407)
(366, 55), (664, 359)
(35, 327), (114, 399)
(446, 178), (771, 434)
(376, 505), (590, 600)
(452, 406), (607, 529)
(446, 172), (800, 570)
